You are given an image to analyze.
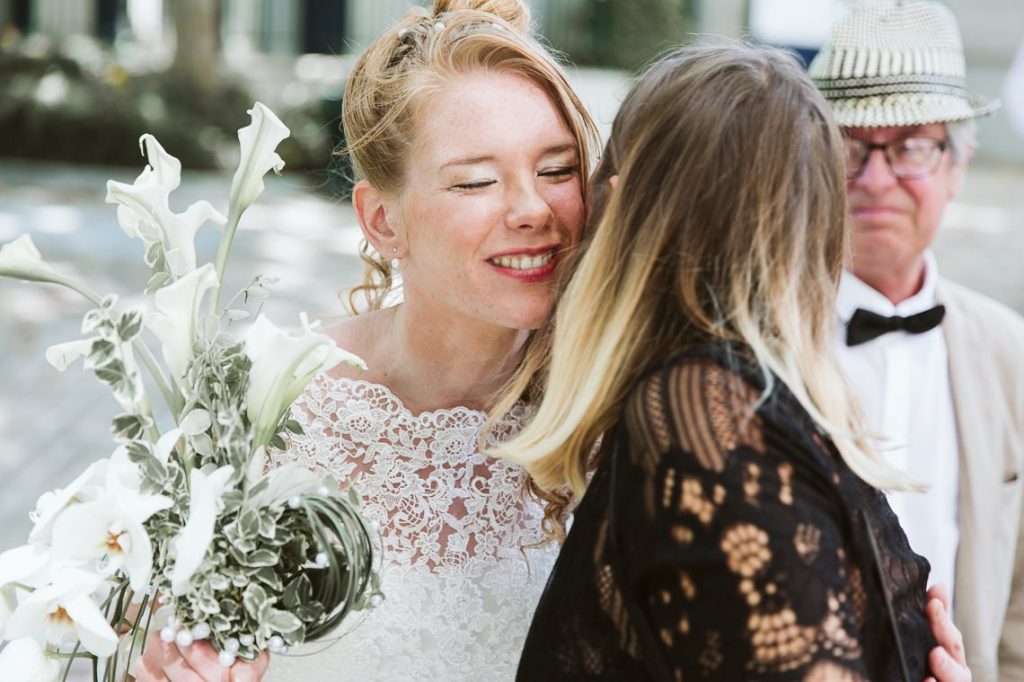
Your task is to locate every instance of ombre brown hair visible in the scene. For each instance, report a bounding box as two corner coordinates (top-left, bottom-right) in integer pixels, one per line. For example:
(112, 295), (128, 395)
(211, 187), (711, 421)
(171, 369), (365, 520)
(493, 42), (912, 537)
(340, 0), (598, 312)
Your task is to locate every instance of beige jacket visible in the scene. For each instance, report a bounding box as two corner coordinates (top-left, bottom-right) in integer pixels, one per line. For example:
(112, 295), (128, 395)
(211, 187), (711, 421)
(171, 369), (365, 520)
(937, 279), (1024, 682)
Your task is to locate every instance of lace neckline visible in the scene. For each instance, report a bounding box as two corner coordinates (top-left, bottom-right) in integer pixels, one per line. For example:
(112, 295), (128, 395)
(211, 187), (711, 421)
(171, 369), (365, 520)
(313, 373), (493, 423)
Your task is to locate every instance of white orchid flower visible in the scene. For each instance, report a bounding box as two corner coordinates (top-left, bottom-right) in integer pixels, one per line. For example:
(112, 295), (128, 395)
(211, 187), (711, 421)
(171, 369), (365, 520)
(5, 568), (118, 658)
(244, 314), (365, 449)
(145, 263), (219, 384)
(0, 637), (60, 682)
(170, 465), (234, 596)
(29, 461), (106, 546)
(229, 102), (290, 219)
(0, 586), (14, 639)
(105, 135), (226, 277)
(50, 462), (172, 592)
(44, 338), (96, 372)
(0, 545), (53, 594)
(0, 235), (60, 284)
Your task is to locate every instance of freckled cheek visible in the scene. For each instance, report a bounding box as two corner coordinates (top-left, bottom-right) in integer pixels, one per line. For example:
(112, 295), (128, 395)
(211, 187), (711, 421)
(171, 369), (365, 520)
(546, 182), (586, 241)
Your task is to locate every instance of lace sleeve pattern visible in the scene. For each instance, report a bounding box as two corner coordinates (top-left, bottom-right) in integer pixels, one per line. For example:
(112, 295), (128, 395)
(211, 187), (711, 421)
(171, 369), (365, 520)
(517, 347), (934, 681)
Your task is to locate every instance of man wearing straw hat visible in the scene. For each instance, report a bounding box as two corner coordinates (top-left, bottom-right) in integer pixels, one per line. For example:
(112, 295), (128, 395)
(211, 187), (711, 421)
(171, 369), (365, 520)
(810, 2), (1024, 680)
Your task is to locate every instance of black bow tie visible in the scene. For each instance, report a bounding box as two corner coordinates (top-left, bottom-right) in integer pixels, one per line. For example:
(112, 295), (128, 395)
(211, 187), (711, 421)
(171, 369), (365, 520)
(845, 305), (946, 347)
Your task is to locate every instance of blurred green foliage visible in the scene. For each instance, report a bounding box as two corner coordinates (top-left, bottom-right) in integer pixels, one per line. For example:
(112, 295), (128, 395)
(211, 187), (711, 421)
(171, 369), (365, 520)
(0, 49), (333, 171)
(553, 0), (697, 71)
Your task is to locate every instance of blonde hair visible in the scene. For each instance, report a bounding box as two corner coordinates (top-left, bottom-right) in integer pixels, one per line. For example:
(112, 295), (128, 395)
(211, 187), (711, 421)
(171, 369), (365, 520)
(493, 43), (913, 529)
(340, 0), (598, 312)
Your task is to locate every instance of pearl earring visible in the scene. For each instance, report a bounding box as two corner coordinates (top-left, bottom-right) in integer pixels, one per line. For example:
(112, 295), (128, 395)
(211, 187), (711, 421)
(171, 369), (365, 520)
(390, 247), (400, 271)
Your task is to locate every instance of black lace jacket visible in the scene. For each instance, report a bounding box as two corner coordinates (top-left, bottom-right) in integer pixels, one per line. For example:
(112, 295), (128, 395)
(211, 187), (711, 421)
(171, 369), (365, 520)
(518, 346), (935, 681)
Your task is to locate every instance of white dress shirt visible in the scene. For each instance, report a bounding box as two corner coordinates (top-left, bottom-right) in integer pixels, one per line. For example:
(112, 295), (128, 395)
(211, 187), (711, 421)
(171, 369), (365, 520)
(835, 252), (960, 608)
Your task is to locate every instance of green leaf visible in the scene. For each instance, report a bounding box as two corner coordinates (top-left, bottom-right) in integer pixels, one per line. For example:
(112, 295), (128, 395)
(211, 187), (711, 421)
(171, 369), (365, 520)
(81, 308), (108, 334)
(239, 549), (278, 568)
(295, 602), (325, 623)
(252, 565), (283, 593)
(95, 359), (126, 387)
(257, 510), (277, 540)
(144, 242), (165, 270)
(239, 509), (260, 538)
(242, 583), (269, 621)
(282, 574), (312, 611)
(145, 272), (172, 295)
(210, 613), (232, 632)
(87, 339), (117, 368)
(111, 413), (148, 441)
(283, 419), (304, 435)
(117, 310), (144, 342)
(266, 609), (303, 634)
(125, 440), (167, 484)
(269, 434), (286, 451)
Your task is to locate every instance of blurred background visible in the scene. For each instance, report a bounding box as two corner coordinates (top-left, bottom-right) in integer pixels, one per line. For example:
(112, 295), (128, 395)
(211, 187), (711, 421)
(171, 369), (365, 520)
(0, 0), (1022, 547)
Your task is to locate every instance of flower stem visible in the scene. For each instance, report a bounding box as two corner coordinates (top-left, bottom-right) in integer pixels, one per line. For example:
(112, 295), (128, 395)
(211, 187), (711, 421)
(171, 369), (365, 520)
(210, 204), (243, 314)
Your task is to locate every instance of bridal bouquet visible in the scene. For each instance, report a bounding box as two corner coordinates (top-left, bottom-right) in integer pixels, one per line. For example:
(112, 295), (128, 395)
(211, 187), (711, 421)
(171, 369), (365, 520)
(0, 104), (381, 680)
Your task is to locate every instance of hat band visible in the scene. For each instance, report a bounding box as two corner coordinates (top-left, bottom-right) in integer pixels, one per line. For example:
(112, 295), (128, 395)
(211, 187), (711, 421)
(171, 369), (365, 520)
(814, 75), (967, 100)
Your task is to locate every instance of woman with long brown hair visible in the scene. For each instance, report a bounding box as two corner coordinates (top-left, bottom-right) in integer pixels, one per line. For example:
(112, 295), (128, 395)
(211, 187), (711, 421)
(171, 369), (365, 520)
(498, 43), (967, 681)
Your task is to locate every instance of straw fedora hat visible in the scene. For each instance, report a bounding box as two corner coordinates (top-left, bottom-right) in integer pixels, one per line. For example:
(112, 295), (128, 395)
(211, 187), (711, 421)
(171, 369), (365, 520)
(809, 0), (999, 127)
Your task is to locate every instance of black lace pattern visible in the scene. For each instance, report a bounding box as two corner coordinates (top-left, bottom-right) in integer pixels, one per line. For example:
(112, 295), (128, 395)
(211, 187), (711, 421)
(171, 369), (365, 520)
(517, 345), (935, 680)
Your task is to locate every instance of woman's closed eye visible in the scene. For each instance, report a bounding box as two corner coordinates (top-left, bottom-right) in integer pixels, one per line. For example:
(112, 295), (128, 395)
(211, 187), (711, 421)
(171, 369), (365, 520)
(451, 178), (498, 191)
(538, 165), (579, 180)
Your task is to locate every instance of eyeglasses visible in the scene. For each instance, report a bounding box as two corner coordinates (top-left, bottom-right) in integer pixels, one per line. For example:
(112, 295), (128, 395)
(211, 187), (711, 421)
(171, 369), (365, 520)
(844, 136), (949, 180)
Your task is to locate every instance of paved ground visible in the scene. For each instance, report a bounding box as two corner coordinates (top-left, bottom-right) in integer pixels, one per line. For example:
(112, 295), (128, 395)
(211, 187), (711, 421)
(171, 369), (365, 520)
(0, 67), (1022, 554)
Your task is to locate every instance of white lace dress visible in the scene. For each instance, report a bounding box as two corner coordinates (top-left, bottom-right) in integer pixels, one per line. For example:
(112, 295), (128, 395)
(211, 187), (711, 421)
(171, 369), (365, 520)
(264, 375), (557, 681)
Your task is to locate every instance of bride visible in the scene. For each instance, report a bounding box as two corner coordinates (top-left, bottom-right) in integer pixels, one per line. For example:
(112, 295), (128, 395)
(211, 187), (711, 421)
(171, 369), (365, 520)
(134, 0), (596, 680)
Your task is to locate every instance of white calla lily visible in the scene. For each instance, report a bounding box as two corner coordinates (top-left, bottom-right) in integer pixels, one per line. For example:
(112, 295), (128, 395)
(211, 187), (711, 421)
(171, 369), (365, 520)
(50, 463), (172, 592)
(105, 135), (226, 276)
(146, 263), (219, 384)
(229, 102), (290, 217)
(44, 338), (96, 372)
(244, 314), (365, 449)
(246, 463), (319, 509)
(0, 235), (59, 284)
(211, 103), (290, 310)
(0, 637), (61, 682)
(170, 465), (234, 596)
(5, 568), (118, 658)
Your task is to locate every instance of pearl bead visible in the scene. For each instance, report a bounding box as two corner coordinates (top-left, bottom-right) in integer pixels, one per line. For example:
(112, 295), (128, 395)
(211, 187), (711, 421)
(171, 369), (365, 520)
(218, 650), (236, 667)
(224, 637), (240, 654)
(175, 629), (194, 647)
(160, 626), (177, 643)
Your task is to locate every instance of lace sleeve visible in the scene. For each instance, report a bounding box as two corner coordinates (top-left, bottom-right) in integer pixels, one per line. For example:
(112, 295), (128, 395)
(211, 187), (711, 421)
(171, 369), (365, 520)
(614, 357), (872, 681)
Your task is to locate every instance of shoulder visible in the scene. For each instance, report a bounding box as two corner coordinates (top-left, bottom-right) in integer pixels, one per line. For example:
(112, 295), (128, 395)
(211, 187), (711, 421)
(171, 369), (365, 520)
(623, 346), (775, 473)
(320, 308), (394, 383)
(939, 278), (1024, 342)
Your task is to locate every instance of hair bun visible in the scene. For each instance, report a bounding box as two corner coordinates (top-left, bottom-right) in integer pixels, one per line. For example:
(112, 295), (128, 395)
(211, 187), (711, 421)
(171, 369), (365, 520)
(431, 0), (531, 32)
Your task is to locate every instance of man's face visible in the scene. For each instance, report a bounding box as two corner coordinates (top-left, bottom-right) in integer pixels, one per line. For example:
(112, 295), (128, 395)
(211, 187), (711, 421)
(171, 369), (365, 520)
(845, 124), (965, 283)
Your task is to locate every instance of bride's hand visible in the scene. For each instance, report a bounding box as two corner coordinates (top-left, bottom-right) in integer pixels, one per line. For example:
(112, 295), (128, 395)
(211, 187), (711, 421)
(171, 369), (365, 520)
(134, 630), (270, 682)
(924, 584), (970, 682)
